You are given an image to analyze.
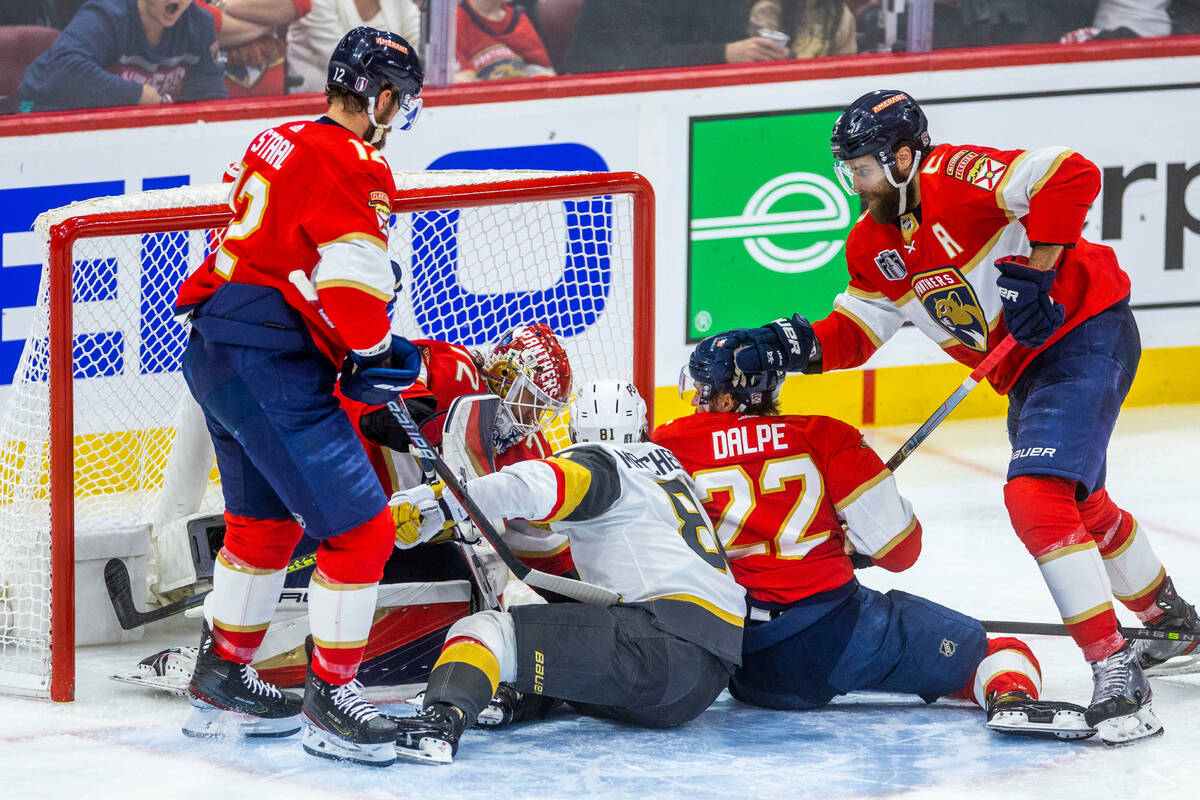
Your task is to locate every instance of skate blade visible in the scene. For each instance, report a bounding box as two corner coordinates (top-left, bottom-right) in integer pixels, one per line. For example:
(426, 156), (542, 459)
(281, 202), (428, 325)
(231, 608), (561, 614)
(987, 709), (1097, 741)
(394, 736), (454, 765)
(182, 703), (301, 739)
(110, 672), (190, 696)
(1145, 654), (1200, 677)
(1095, 705), (1165, 747)
(302, 724), (396, 767)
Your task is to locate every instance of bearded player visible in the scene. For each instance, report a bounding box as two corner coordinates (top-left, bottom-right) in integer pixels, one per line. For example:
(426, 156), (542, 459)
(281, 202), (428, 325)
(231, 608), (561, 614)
(712, 89), (1195, 744)
(653, 337), (1094, 741)
(173, 27), (424, 766)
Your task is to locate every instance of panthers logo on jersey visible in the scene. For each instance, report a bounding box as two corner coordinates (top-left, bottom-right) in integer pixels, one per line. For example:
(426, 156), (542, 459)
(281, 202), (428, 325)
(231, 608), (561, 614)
(911, 266), (989, 352)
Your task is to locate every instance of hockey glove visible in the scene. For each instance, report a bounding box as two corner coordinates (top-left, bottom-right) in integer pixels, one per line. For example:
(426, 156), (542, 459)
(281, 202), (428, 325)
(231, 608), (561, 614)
(729, 314), (817, 376)
(388, 480), (468, 549)
(995, 256), (1064, 349)
(339, 335), (422, 406)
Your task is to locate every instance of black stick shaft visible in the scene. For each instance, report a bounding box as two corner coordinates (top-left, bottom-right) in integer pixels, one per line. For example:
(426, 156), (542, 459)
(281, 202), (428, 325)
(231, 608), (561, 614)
(104, 553), (316, 630)
(982, 619), (1200, 643)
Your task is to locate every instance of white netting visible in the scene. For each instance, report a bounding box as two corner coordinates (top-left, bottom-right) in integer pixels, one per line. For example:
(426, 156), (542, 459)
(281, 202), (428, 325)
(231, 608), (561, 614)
(0, 170), (642, 698)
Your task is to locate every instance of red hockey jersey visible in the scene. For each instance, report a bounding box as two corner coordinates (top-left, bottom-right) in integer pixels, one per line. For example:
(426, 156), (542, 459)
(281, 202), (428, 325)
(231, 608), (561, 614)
(653, 412), (921, 604)
(176, 118), (398, 364)
(814, 143), (1131, 393)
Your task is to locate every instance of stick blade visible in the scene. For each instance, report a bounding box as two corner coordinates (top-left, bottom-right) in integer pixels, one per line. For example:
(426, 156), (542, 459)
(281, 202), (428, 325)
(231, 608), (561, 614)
(104, 557), (144, 630)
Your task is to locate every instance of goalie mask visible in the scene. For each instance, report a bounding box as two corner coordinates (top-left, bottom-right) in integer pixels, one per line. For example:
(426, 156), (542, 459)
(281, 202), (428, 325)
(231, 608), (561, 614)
(480, 323), (572, 451)
(569, 381), (647, 444)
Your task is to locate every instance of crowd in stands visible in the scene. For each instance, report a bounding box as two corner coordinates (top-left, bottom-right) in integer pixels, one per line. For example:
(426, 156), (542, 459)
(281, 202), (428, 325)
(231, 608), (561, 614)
(0, 0), (1196, 113)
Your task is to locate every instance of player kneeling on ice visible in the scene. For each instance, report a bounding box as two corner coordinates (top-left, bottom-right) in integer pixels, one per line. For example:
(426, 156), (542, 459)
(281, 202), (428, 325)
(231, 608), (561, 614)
(385, 380), (746, 763)
(651, 336), (1093, 742)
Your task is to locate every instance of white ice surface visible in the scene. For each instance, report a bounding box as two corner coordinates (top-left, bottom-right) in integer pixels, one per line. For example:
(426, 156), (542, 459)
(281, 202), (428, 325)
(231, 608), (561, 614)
(4, 405), (1200, 799)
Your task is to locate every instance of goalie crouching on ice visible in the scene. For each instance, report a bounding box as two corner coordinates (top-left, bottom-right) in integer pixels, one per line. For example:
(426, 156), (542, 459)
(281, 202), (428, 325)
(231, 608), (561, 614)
(386, 380), (747, 764)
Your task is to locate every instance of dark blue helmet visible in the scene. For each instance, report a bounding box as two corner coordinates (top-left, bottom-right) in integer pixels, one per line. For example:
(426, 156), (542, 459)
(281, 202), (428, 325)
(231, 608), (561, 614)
(685, 333), (784, 410)
(830, 89), (930, 168)
(327, 27), (423, 129)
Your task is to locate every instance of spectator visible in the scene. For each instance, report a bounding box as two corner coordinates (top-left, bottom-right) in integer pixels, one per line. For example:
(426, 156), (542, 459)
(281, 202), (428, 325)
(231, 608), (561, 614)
(562, 0), (789, 74)
(286, 0), (418, 94)
(952, 0), (1096, 47)
(1060, 0), (1172, 42)
(457, 0), (554, 81)
(1173, 0), (1200, 33)
(18, 0), (226, 111)
(197, 0), (310, 97)
(748, 0), (856, 58)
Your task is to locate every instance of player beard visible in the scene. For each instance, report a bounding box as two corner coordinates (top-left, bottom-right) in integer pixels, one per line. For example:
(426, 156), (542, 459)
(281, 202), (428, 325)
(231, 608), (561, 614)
(863, 181), (917, 224)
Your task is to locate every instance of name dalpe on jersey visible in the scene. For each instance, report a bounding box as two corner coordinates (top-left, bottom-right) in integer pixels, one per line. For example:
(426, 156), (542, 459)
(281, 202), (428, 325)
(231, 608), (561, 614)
(711, 422), (787, 460)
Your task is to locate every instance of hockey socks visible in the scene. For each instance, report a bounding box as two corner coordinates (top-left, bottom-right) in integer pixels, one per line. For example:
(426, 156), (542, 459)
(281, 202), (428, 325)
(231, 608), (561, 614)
(205, 514), (304, 663)
(963, 637), (1041, 707)
(307, 507), (395, 684)
(424, 636), (501, 726)
(1077, 489), (1168, 622)
(1005, 476), (1123, 662)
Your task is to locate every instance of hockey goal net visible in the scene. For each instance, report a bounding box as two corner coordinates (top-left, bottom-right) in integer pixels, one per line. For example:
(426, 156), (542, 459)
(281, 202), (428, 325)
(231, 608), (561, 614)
(0, 170), (654, 701)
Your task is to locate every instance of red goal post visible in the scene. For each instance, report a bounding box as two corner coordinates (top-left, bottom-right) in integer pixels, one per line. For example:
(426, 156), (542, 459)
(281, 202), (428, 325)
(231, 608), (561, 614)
(0, 170), (654, 701)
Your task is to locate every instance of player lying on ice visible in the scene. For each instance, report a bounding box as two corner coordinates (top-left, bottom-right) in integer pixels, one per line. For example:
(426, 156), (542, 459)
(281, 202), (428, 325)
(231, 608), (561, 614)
(705, 88), (1199, 745)
(121, 324), (578, 735)
(384, 380), (747, 763)
(651, 336), (1095, 742)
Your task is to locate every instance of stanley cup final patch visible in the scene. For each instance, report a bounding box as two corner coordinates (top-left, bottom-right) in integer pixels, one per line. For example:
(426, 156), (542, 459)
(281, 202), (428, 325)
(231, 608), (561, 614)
(911, 266), (989, 352)
(874, 248), (907, 281)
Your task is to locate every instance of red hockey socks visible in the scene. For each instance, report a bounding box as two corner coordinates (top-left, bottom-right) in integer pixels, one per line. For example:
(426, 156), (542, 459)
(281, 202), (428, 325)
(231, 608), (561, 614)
(955, 637), (1042, 706)
(205, 514), (304, 663)
(308, 507), (395, 685)
(1077, 488), (1167, 622)
(1004, 476), (1123, 662)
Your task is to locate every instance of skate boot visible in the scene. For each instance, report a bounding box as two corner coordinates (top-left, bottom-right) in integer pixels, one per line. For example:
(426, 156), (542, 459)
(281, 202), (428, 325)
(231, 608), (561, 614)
(301, 657), (397, 767)
(476, 682), (562, 729)
(183, 622), (302, 739)
(984, 690), (1095, 741)
(1133, 576), (1200, 676)
(1086, 641), (1164, 746)
(393, 703), (467, 765)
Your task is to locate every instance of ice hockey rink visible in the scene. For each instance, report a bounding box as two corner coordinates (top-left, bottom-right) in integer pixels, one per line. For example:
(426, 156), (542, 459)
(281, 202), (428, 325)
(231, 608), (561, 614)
(3, 403), (1198, 799)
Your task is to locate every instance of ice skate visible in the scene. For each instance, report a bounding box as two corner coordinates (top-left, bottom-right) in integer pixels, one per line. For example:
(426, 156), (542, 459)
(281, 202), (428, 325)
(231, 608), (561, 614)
(392, 703), (467, 764)
(1134, 577), (1200, 676)
(984, 690), (1094, 741)
(302, 664), (397, 767)
(1086, 641), (1164, 746)
(183, 623), (302, 739)
(476, 682), (562, 728)
(111, 646), (197, 696)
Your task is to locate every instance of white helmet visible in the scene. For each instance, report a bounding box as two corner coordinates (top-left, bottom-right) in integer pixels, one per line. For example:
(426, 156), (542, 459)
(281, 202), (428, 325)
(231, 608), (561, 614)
(569, 381), (647, 444)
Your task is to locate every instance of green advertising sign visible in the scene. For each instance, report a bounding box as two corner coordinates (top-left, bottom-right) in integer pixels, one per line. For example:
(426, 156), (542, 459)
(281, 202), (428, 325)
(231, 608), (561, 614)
(688, 109), (858, 340)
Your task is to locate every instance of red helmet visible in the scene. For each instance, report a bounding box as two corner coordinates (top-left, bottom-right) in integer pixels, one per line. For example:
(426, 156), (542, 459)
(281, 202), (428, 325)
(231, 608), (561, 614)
(481, 324), (572, 449)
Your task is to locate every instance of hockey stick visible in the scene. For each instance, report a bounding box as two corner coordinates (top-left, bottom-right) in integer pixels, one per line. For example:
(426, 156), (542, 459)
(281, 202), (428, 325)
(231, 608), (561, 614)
(385, 399), (619, 606)
(103, 552), (317, 630)
(885, 335), (1018, 471)
(982, 619), (1200, 643)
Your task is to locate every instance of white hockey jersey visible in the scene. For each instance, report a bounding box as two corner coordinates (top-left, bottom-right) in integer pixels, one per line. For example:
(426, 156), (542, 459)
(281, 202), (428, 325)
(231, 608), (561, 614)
(464, 442), (747, 662)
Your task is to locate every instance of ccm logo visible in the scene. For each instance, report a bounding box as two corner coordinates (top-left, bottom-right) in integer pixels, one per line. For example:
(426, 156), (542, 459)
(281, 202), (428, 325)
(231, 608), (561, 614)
(998, 287), (1020, 302)
(1011, 446), (1057, 460)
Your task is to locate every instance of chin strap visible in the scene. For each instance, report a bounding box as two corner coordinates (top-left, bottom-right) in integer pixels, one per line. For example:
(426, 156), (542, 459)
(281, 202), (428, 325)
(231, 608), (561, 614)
(883, 149), (921, 216)
(365, 94), (391, 146)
